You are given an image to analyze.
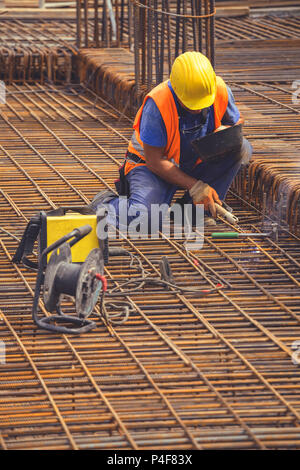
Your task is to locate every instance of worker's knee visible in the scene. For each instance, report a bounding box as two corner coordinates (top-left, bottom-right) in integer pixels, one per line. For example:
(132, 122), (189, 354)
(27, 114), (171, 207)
(236, 138), (253, 165)
(129, 196), (169, 228)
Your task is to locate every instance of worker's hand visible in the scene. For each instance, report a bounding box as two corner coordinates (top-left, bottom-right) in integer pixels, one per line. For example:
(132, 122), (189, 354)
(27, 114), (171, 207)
(189, 180), (222, 218)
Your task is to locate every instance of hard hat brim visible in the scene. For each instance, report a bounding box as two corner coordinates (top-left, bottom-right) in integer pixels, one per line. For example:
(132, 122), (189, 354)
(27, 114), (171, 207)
(178, 91), (216, 111)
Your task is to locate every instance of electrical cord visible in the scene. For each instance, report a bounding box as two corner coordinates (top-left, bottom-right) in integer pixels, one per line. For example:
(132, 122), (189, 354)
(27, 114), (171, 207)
(98, 293), (133, 326)
(106, 275), (223, 296)
(97, 247), (224, 325)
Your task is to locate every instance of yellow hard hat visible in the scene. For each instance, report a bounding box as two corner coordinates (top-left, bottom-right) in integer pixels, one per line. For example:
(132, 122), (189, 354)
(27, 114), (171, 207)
(170, 51), (216, 111)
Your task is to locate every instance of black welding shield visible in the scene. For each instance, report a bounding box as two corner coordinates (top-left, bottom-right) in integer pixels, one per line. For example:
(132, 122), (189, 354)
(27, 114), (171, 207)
(191, 123), (243, 162)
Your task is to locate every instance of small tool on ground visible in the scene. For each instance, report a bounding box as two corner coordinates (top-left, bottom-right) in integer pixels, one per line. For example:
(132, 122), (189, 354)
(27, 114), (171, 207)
(212, 223), (279, 240)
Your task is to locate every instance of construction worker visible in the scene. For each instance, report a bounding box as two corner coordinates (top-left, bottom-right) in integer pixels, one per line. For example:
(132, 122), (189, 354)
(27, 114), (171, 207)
(91, 51), (252, 232)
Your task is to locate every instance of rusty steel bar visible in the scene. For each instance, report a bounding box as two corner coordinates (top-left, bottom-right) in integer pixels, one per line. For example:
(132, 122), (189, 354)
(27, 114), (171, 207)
(210, 0), (215, 67)
(84, 0), (89, 47)
(2, 14), (300, 90)
(94, 0), (100, 47)
(76, 0), (82, 48)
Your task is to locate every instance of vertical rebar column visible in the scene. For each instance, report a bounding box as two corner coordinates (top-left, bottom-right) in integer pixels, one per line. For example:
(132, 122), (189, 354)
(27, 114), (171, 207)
(115, 0), (120, 46)
(140, 0), (146, 85)
(182, 0), (187, 53)
(159, 0), (166, 83)
(147, 0), (153, 89)
(94, 0), (100, 47)
(165, 0), (172, 74)
(133, 1), (141, 95)
(191, 0), (198, 51)
(120, 0), (125, 43)
(205, 0), (211, 62)
(76, 0), (82, 48)
(128, 0), (133, 50)
(83, 0), (89, 47)
(175, 0), (181, 58)
(154, 0), (160, 85)
(210, 0), (215, 67)
(198, 0), (203, 52)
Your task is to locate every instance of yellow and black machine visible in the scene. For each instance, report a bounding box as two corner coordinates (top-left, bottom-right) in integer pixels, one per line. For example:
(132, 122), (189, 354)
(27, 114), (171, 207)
(13, 206), (105, 269)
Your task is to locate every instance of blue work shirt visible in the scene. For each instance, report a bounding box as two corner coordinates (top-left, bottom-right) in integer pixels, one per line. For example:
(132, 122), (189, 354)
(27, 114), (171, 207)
(139, 80), (240, 173)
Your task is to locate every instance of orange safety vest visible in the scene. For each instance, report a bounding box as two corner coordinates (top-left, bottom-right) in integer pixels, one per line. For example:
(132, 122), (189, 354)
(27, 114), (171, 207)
(124, 76), (229, 175)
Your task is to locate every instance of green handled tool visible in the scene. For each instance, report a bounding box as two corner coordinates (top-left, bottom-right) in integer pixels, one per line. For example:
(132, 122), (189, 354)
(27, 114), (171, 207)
(212, 223), (278, 240)
(211, 232), (271, 239)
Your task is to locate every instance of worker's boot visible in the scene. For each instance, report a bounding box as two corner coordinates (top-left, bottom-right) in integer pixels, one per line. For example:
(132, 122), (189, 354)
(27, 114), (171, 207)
(88, 190), (116, 214)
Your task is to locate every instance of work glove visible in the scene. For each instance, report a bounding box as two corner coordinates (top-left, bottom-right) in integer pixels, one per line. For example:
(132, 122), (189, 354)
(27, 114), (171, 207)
(189, 180), (222, 218)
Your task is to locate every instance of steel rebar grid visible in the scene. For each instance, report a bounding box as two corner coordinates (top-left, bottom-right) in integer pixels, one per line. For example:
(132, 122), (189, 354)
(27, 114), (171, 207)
(1, 14), (300, 86)
(2, 13), (300, 50)
(0, 85), (300, 449)
(0, 18), (80, 85)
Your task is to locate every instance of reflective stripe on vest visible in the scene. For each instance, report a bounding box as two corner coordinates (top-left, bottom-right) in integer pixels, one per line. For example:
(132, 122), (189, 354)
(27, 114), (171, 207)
(125, 77), (229, 175)
(170, 158), (179, 168)
(131, 131), (145, 157)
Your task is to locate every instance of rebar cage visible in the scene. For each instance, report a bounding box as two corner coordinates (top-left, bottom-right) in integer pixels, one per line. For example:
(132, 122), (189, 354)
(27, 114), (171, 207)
(76, 1), (216, 93)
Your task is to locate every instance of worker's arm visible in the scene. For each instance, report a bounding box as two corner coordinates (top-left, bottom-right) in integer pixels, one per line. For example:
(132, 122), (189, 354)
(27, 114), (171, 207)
(215, 115), (244, 132)
(143, 143), (196, 190)
(143, 143), (221, 216)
